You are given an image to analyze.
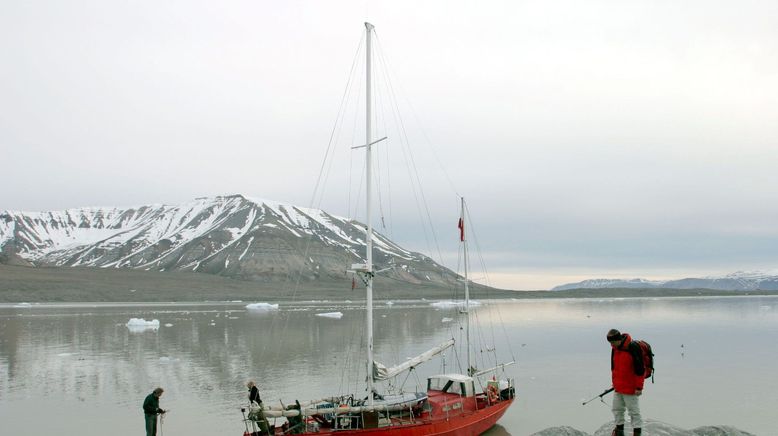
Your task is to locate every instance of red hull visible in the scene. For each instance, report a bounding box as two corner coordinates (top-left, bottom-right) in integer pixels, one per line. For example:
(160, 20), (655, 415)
(256, 398), (512, 436)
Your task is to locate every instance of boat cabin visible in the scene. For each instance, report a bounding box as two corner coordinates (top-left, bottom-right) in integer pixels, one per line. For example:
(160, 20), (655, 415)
(427, 374), (476, 397)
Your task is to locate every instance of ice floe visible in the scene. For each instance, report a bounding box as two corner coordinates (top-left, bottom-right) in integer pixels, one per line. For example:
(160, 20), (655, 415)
(245, 303), (279, 310)
(126, 318), (160, 332)
(441, 317), (454, 323)
(316, 312), (343, 319)
(430, 300), (481, 308)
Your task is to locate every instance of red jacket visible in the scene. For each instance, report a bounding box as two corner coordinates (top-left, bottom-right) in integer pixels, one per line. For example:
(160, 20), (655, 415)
(610, 333), (645, 395)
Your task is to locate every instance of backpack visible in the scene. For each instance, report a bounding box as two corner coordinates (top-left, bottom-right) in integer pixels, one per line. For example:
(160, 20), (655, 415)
(634, 340), (655, 382)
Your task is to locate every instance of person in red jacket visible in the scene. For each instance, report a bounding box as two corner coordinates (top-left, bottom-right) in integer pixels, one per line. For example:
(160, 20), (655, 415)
(608, 329), (645, 436)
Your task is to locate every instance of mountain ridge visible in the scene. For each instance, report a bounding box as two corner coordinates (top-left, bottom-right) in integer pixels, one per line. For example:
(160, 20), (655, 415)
(0, 194), (461, 289)
(553, 270), (778, 291)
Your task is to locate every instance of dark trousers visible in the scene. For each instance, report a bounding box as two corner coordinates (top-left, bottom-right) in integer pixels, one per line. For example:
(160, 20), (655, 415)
(145, 413), (157, 436)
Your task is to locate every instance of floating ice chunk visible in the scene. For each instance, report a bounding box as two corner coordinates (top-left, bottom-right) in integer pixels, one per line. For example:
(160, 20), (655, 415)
(159, 356), (180, 364)
(441, 317), (454, 323)
(13, 302), (32, 308)
(430, 300), (481, 308)
(386, 301), (394, 306)
(316, 312), (343, 319)
(127, 318), (160, 332)
(126, 318), (160, 328)
(164, 323), (173, 327)
(245, 303), (279, 310)
(57, 352), (75, 357)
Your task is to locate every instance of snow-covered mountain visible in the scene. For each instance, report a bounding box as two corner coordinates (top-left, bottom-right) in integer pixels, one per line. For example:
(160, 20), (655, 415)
(553, 270), (778, 291)
(0, 194), (458, 286)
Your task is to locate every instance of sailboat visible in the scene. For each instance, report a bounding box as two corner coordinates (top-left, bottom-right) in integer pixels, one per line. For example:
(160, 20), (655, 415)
(241, 23), (515, 436)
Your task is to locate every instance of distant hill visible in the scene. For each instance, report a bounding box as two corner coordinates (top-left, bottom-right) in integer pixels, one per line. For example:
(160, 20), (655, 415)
(552, 270), (778, 291)
(0, 194), (462, 290)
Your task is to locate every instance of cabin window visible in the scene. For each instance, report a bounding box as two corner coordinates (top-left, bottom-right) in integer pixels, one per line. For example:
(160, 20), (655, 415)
(428, 378), (470, 395)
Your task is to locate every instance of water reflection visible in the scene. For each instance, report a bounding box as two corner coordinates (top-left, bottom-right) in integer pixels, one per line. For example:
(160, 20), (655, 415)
(1, 296), (776, 436)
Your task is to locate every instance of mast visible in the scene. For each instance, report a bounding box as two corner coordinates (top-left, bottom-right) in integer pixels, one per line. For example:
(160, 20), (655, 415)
(461, 197), (472, 375)
(365, 21), (375, 406)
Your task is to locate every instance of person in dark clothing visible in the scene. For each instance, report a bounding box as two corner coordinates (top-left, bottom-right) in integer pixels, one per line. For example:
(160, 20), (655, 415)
(608, 329), (645, 436)
(143, 387), (166, 436)
(247, 380), (262, 406)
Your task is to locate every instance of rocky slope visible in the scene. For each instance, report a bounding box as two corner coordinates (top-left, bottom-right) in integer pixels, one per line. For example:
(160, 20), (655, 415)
(0, 194), (459, 287)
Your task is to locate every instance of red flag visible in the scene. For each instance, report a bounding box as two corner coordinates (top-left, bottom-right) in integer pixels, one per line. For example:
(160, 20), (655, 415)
(457, 218), (464, 242)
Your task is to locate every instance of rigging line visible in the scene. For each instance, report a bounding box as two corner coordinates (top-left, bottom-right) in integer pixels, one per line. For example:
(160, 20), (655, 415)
(375, 34), (448, 271)
(270, 31), (365, 364)
(376, 58), (395, 240)
(465, 206), (497, 352)
(348, 52), (367, 219)
(372, 38), (434, 261)
(464, 205), (517, 363)
(463, 205), (498, 362)
(284, 33), (363, 289)
(373, 34), (460, 199)
(309, 32), (364, 212)
(370, 45), (399, 245)
(372, 58), (388, 234)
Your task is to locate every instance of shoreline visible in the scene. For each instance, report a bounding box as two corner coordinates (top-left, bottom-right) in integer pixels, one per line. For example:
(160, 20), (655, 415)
(2, 264), (777, 303)
(2, 292), (778, 307)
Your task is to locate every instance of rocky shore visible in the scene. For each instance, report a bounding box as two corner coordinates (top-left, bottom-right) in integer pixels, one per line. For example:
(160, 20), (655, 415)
(530, 419), (756, 436)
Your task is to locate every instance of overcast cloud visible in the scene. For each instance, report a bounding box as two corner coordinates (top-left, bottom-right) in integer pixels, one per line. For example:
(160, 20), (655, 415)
(2, 1), (777, 289)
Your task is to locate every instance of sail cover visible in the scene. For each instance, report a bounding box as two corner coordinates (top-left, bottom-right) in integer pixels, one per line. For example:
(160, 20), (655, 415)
(373, 339), (455, 381)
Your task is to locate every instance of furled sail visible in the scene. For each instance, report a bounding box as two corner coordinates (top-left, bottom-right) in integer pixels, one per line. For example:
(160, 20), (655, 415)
(373, 339), (455, 381)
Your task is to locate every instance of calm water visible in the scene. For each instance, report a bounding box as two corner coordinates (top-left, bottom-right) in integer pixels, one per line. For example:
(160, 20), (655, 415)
(1, 296), (777, 436)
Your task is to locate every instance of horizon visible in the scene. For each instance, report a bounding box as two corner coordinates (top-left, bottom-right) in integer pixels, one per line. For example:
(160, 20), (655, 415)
(3, 193), (776, 291)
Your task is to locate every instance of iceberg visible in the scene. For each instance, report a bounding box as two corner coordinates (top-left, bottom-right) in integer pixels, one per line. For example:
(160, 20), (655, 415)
(126, 318), (160, 332)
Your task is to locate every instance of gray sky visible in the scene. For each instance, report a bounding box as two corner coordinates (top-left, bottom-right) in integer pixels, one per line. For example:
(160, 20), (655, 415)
(2, 1), (777, 290)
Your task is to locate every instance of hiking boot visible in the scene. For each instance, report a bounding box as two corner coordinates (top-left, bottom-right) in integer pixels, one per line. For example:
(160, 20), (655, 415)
(612, 424), (625, 436)
(633, 429), (642, 436)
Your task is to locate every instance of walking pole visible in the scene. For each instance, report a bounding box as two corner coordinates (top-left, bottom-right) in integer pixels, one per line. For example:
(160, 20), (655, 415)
(241, 407), (251, 435)
(582, 387), (614, 405)
(158, 409), (169, 436)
